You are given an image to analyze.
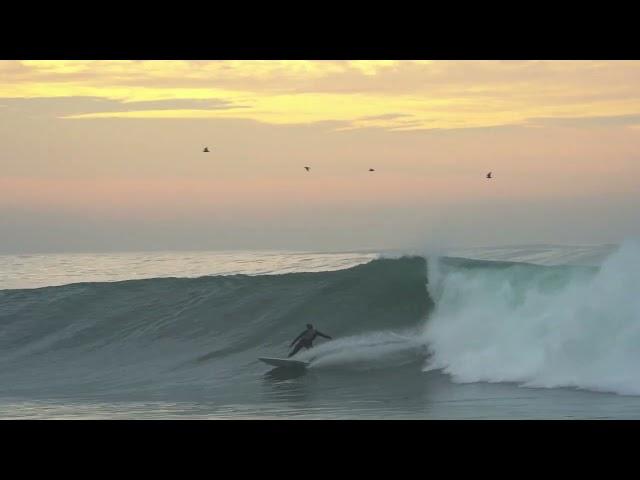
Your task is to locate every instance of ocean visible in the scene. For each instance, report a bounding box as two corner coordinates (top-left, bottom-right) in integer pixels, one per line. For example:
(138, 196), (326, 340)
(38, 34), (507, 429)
(2, 243), (640, 419)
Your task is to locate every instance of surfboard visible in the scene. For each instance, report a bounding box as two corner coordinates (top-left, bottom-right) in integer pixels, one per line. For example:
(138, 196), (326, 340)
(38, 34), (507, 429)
(259, 357), (309, 368)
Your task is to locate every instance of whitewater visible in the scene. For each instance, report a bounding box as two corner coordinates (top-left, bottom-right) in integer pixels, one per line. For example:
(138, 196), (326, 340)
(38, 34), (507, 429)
(1, 244), (640, 419)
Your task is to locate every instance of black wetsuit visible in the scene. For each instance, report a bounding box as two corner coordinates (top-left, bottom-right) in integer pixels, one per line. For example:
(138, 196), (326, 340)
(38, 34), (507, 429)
(288, 328), (332, 357)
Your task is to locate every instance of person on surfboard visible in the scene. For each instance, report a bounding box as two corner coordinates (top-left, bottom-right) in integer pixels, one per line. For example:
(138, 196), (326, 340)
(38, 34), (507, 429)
(288, 324), (332, 357)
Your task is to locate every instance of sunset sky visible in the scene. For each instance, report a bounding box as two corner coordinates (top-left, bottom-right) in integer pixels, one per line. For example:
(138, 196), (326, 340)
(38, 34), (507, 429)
(2, 60), (640, 253)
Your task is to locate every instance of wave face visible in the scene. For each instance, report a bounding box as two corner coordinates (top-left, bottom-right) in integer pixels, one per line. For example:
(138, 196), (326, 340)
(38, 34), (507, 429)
(0, 257), (431, 398)
(424, 241), (640, 396)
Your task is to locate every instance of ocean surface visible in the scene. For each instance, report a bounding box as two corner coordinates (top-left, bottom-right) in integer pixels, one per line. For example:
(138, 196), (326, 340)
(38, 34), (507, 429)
(3, 243), (640, 419)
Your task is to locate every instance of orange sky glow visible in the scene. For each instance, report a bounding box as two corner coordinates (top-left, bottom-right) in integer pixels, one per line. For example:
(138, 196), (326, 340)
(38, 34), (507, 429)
(2, 60), (640, 252)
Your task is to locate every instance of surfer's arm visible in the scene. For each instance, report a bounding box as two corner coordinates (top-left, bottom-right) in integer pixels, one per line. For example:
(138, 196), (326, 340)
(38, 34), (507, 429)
(290, 331), (305, 347)
(316, 331), (332, 340)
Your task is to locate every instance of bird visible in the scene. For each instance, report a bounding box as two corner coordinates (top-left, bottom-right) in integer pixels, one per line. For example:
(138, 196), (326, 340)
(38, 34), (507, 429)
(304, 166), (310, 172)
(369, 168), (375, 172)
(486, 171), (492, 179)
(203, 147), (210, 153)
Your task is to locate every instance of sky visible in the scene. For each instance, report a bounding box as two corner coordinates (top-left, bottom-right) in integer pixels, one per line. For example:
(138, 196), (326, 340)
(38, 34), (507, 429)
(1, 60), (640, 253)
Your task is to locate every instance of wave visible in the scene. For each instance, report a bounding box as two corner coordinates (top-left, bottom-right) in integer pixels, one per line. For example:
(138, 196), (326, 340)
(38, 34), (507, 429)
(2, 242), (640, 398)
(423, 241), (640, 396)
(0, 256), (432, 396)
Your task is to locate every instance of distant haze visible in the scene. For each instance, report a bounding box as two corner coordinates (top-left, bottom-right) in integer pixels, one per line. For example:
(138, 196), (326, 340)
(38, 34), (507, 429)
(2, 60), (640, 253)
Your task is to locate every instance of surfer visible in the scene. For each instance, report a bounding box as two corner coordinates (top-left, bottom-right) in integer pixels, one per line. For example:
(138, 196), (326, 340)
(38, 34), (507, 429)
(288, 324), (332, 357)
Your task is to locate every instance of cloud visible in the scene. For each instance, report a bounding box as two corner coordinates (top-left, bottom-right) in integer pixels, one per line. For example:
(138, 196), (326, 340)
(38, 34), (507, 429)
(3, 61), (640, 130)
(527, 113), (640, 128)
(359, 113), (413, 121)
(0, 96), (241, 118)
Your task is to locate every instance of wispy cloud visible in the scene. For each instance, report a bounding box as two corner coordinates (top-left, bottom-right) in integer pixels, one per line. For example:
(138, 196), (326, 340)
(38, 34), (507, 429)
(0, 96), (242, 118)
(527, 113), (640, 128)
(359, 113), (413, 121)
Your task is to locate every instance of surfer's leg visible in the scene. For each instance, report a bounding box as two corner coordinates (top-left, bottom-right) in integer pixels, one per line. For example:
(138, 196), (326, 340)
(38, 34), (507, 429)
(288, 343), (303, 357)
(289, 339), (312, 357)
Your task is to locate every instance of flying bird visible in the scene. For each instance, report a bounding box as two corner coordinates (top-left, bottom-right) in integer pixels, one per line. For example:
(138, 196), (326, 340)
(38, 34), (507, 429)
(486, 171), (492, 179)
(304, 166), (310, 172)
(369, 168), (375, 172)
(203, 147), (210, 153)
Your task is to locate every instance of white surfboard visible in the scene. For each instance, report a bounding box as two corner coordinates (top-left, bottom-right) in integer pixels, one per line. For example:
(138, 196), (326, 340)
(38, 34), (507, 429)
(259, 357), (309, 368)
